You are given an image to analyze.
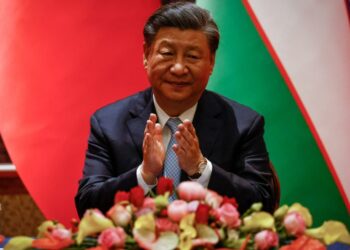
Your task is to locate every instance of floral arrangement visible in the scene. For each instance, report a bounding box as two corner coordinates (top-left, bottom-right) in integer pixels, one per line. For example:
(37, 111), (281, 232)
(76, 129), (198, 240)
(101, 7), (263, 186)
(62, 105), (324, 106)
(3, 177), (350, 250)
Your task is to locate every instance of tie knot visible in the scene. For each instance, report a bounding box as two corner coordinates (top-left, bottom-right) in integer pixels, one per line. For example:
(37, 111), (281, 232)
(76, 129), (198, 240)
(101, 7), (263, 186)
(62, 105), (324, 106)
(166, 117), (181, 133)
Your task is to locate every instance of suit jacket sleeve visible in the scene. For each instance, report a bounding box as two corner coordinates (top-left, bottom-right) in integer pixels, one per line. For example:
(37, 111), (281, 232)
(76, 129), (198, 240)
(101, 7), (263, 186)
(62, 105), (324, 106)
(75, 114), (138, 218)
(208, 114), (274, 214)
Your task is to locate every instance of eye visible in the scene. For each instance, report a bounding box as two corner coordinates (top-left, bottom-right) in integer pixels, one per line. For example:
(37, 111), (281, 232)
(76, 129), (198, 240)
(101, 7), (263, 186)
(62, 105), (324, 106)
(159, 49), (173, 56)
(187, 54), (200, 60)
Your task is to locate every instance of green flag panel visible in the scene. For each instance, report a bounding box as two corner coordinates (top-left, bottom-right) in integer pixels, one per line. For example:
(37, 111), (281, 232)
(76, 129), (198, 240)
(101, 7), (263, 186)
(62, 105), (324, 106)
(198, 0), (349, 227)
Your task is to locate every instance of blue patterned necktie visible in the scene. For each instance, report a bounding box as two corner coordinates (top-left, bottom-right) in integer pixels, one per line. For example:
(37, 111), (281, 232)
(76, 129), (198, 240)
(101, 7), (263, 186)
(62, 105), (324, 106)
(163, 117), (182, 201)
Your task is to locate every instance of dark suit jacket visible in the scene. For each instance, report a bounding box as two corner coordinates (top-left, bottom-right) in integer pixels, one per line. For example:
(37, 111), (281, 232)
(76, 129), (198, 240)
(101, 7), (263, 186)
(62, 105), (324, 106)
(75, 88), (275, 217)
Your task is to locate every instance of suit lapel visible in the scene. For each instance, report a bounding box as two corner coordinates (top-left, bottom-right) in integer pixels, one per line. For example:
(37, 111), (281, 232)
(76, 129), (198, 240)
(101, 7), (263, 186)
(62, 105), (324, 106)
(180, 90), (222, 182)
(193, 90), (222, 158)
(126, 88), (155, 158)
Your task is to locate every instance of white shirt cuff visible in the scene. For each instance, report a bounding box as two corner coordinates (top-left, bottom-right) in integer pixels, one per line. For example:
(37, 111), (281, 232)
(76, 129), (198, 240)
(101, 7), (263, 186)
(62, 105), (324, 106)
(136, 164), (157, 194)
(189, 158), (212, 188)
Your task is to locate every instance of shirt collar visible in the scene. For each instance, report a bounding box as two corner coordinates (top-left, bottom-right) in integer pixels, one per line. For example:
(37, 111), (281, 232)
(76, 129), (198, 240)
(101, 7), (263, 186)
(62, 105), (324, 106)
(152, 95), (198, 127)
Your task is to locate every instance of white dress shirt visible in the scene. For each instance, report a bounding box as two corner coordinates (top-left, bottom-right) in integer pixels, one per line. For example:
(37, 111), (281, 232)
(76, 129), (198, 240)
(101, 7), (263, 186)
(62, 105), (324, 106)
(136, 95), (213, 194)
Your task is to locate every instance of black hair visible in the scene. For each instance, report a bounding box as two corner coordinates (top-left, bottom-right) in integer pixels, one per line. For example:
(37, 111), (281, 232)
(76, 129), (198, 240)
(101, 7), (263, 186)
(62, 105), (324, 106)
(143, 2), (219, 54)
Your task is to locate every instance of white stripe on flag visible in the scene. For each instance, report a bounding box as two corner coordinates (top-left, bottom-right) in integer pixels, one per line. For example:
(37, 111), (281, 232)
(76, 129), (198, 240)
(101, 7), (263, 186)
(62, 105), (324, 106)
(248, 0), (350, 204)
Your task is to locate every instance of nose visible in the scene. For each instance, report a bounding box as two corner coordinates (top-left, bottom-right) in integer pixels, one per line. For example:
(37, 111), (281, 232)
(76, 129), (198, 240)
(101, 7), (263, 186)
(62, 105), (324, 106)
(170, 60), (188, 75)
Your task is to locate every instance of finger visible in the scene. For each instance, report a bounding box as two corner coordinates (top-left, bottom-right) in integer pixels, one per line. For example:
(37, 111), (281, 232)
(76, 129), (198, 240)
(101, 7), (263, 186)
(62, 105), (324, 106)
(144, 113), (157, 135)
(172, 143), (179, 153)
(143, 134), (154, 172)
(149, 113), (157, 123)
(145, 133), (157, 153)
(175, 131), (191, 150)
(173, 144), (186, 160)
(143, 133), (150, 153)
(145, 119), (155, 135)
(183, 119), (196, 137)
(154, 123), (163, 136)
(177, 125), (195, 145)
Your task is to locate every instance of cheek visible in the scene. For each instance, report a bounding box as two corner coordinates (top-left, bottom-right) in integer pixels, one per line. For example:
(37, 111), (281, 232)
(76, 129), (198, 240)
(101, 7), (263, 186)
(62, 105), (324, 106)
(148, 62), (169, 79)
(149, 56), (170, 69)
(192, 64), (212, 80)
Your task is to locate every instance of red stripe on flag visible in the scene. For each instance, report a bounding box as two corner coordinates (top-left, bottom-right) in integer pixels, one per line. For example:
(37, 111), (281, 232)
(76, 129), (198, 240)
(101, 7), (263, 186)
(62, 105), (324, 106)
(344, 0), (350, 26)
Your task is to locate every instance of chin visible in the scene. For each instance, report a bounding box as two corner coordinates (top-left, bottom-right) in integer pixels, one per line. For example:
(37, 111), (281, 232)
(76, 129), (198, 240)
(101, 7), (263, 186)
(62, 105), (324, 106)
(165, 92), (191, 101)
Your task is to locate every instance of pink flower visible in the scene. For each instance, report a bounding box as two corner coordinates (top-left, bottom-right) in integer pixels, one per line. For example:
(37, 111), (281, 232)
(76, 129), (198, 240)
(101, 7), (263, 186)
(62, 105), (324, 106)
(254, 230), (279, 250)
(98, 227), (126, 249)
(135, 207), (154, 217)
(107, 204), (132, 227)
(205, 190), (223, 208)
(51, 228), (72, 240)
(33, 227), (74, 249)
(156, 218), (179, 233)
(142, 197), (156, 211)
(187, 200), (200, 213)
(284, 212), (306, 236)
(215, 203), (241, 228)
(32, 237), (74, 250)
(177, 181), (206, 201)
(222, 196), (238, 208)
(167, 200), (188, 222)
(134, 197), (156, 217)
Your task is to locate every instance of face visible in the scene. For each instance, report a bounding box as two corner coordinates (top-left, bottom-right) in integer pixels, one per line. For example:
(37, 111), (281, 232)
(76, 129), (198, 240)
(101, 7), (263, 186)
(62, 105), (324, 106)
(144, 27), (215, 114)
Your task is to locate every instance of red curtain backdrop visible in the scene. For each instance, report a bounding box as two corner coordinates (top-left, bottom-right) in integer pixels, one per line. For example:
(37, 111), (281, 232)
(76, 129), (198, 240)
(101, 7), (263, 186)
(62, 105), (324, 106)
(0, 1), (159, 225)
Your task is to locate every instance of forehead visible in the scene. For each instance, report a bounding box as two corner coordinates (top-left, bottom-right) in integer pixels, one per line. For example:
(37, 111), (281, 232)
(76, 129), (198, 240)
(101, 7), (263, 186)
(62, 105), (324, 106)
(152, 27), (210, 51)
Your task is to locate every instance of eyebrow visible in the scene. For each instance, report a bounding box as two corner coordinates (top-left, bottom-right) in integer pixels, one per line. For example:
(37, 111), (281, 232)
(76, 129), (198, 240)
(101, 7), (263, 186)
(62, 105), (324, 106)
(158, 39), (203, 51)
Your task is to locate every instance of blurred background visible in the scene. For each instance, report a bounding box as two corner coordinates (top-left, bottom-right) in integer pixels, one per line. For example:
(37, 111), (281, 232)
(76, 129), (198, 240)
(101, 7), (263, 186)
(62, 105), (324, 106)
(0, 0), (349, 236)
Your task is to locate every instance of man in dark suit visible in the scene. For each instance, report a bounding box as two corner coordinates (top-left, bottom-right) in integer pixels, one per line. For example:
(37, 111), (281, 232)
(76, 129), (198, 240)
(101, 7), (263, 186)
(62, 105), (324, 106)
(75, 2), (275, 217)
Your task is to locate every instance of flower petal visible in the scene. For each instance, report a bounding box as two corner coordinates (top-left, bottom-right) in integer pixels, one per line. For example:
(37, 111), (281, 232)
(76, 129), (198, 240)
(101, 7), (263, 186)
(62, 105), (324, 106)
(155, 194), (169, 209)
(306, 221), (350, 245)
(193, 224), (219, 245)
(153, 232), (179, 250)
(4, 236), (33, 250)
(241, 212), (275, 232)
(36, 220), (65, 238)
(133, 213), (156, 249)
(273, 205), (289, 221)
(288, 203), (313, 227)
(76, 209), (114, 245)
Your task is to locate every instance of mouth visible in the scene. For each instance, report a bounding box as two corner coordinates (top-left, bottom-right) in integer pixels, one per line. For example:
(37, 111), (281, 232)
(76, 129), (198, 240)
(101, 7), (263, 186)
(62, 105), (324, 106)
(164, 80), (191, 86)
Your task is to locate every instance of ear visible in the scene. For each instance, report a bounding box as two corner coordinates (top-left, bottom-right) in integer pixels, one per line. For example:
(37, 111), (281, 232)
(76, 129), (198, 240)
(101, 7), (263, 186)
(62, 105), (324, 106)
(143, 42), (149, 69)
(209, 53), (216, 74)
(143, 55), (148, 69)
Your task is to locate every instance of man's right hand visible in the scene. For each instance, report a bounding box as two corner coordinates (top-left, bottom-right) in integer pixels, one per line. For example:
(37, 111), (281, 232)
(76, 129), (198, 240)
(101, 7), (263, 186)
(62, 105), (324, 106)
(142, 113), (165, 184)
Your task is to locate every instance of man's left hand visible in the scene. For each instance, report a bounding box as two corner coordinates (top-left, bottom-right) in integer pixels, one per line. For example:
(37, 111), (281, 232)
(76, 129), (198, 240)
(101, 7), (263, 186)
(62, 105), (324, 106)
(173, 119), (203, 176)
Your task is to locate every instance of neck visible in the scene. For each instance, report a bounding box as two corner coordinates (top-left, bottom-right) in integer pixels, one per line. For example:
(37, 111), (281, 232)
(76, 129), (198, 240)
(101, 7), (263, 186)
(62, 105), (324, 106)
(154, 96), (197, 117)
